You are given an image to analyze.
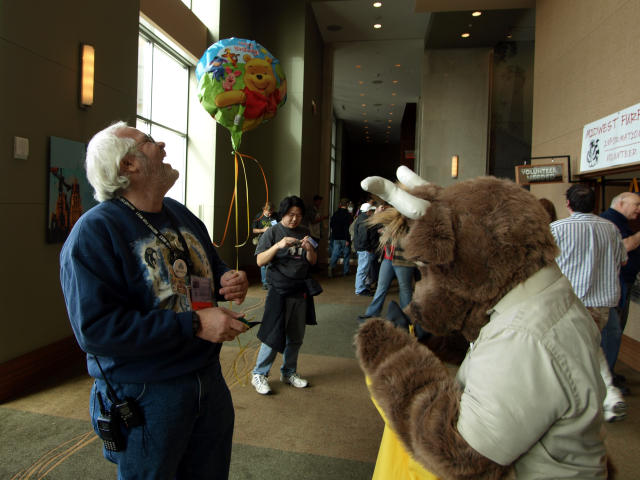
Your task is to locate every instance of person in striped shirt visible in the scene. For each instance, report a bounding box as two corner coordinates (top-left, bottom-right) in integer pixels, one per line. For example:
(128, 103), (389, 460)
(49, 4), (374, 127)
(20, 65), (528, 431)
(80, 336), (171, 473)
(551, 184), (628, 421)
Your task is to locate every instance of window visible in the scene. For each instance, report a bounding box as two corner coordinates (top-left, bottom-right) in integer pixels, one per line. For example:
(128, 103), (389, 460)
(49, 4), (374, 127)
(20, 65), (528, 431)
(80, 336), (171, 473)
(137, 25), (190, 202)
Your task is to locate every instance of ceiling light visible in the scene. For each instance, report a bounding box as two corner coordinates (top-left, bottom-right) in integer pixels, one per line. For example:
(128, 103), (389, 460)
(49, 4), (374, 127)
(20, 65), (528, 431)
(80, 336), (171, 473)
(362, 113), (367, 116)
(364, 119), (368, 123)
(472, 11), (482, 17)
(373, 23), (382, 29)
(394, 64), (401, 67)
(388, 112), (393, 115)
(461, 33), (470, 38)
(506, 33), (513, 39)
(388, 119), (392, 123)
(355, 65), (362, 69)
(392, 80), (398, 84)
(390, 104), (395, 106)
(358, 80), (364, 85)
(360, 93), (365, 96)
(361, 104), (367, 107)
(373, 2), (382, 7)
(391, 92), (396, 96)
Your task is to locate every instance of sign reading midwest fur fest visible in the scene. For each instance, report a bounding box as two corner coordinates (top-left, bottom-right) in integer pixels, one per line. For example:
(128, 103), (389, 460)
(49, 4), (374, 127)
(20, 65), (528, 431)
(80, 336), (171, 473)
(580, 101), (640, 174)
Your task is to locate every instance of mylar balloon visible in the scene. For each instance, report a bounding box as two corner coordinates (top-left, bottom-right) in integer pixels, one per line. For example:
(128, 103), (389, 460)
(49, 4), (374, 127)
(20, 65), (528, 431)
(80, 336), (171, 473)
(196, 38), (287, 150)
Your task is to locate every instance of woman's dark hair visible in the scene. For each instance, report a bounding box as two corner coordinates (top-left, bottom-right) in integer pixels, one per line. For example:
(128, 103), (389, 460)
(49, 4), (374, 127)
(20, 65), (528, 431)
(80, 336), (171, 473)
(538, 198), (557, 223)
(566, 184), (595, 213)
(279, 195), (306, 219)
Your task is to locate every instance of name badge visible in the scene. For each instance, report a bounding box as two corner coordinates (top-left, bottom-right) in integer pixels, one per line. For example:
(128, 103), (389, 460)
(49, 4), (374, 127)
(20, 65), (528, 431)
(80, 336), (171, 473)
(190, 275), (213, 310)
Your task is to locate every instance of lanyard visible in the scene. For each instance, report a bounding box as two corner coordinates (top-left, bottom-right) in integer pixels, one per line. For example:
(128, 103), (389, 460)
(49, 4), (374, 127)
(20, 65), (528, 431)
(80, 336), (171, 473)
(117, 197), (194, 273)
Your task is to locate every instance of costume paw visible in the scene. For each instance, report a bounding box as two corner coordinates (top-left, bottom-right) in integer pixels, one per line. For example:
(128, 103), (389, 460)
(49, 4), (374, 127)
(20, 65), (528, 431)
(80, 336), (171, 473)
(355, 317), (415, 376)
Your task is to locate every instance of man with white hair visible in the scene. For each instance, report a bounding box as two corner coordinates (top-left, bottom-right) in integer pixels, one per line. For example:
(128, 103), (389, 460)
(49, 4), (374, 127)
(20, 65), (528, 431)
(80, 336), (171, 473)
(60, 121), (249, 479)
(600, 191), (640, 393)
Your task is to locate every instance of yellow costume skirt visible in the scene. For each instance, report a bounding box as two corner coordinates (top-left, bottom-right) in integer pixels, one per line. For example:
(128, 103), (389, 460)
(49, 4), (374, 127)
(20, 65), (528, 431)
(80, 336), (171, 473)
(368, 377), (439, 480)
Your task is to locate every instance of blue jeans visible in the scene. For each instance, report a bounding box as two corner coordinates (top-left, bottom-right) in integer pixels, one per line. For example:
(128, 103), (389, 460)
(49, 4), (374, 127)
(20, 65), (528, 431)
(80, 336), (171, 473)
(90, 364), (233, 480)
(601, 280), (632, 371)
(364, 258), (414, 317)
(355, 251), (374, 293)
(260, 265), (268, 286)
(253, 295), (307, 377)
(329, 239), (350, 275)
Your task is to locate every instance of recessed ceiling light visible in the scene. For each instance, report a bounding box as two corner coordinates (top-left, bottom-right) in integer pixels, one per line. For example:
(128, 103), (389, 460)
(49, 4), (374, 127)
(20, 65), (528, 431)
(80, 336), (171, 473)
(394, 64), (401, 67)
(392, 80), (398, 84)
(506, 33), (513, 39)
(362, 112), (367, 116)
(390, 104), (395, 106)
(388, 112), (393, 115)
(461, 33), (470, 38)
(361, 104), (367, 107)
(391, 92), (396, 96)
(373, 1), (382, 7)
(373, 23), (382, 29)
(360, 93), (365, 96)
(388, 119), (392, 123)
(356, 65), (362, 69)
(358, 80), (364, 85)
(472, 11), (482, 17)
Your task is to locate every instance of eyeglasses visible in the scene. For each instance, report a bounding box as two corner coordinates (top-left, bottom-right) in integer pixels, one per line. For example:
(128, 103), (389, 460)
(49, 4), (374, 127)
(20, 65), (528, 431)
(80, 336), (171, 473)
(136, 134), (157, 148)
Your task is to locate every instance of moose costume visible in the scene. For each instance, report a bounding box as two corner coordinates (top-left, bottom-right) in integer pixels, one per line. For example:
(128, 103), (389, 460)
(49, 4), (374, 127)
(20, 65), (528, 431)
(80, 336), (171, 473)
(356, 167), (609, 479)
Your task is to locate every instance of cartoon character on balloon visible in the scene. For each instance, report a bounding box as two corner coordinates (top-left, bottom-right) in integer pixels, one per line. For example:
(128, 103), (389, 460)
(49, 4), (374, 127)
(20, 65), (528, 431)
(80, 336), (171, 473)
(196, 37), (287, 151)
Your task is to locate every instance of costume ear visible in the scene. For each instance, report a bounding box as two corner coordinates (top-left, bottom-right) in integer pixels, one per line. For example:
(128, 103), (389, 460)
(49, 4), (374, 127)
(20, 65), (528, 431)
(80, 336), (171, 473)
(406, 205), (455, 264)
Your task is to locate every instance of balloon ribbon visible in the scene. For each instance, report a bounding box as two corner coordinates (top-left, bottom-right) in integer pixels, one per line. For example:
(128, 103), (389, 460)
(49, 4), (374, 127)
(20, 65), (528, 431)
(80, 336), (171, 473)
(212, 152), (269, 262)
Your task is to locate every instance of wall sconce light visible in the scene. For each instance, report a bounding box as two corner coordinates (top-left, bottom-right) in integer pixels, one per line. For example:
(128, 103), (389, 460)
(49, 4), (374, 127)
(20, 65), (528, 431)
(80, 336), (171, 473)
(80, 44), (95, 108)
(451, 155), (459, 178)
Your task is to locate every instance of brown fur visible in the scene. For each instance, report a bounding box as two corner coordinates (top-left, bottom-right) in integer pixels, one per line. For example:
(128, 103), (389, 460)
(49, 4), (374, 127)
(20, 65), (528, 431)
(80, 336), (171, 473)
(355, 176), (573, 479)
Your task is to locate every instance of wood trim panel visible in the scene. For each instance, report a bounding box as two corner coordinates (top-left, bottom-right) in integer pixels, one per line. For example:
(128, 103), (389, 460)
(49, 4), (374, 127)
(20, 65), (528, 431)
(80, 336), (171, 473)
(0, 336), (85, 403)
(619, 333), (640, 372)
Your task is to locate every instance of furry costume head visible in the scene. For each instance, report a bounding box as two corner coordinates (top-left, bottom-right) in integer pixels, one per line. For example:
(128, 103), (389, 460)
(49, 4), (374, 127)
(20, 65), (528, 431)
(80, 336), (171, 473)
(363, 166), (558, 341)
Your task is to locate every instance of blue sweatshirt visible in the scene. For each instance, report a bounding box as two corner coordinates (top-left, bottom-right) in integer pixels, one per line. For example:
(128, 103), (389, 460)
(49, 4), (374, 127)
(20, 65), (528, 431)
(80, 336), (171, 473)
(60, 197), (230, 383)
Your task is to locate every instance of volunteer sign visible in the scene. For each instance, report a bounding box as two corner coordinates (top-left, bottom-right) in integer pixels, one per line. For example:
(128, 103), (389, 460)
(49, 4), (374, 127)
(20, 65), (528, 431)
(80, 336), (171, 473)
(515, 163), (564, 185)
(580, 101), (640, 173)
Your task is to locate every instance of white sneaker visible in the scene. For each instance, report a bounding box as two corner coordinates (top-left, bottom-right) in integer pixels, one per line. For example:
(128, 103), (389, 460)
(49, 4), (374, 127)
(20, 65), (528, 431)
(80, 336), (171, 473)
(604, 385), (627, 422)
(251, 374), (271, 395)
(281, 372), (308, 388)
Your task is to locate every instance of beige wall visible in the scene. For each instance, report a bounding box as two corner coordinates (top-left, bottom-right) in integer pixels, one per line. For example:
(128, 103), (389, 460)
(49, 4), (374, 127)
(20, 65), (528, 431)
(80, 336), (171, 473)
(530, 0), (640, 344)
(417, 48), (492, 185)
(530, 0), (640, 181)
(0, 0), (140, 363)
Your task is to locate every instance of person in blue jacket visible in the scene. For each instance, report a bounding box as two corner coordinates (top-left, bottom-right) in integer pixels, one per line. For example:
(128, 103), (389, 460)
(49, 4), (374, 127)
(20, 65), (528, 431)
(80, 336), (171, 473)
(59, 121), (249, 479)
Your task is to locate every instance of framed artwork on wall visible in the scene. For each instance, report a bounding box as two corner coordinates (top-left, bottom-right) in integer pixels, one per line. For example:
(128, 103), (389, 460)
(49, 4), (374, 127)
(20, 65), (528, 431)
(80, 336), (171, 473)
(47, 136), (96, 243)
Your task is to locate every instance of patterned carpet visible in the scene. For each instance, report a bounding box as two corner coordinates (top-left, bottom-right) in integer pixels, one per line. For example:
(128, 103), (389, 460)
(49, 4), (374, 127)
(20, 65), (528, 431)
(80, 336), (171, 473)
(2, 274), (639, 479)
(0, 275), (383, 479)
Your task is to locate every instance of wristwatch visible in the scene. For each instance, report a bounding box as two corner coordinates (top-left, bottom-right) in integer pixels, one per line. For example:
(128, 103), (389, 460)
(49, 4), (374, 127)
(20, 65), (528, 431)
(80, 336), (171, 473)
(192, 311), (202, 336)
